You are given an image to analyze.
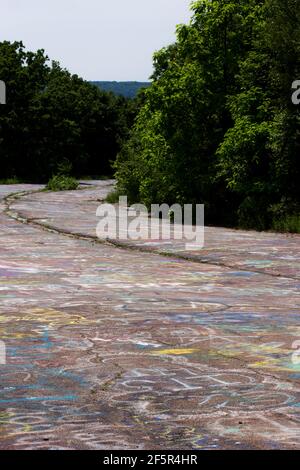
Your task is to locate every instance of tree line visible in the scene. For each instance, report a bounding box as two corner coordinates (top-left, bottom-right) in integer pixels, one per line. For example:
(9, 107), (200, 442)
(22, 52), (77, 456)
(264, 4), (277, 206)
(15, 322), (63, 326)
(0, 41), (137, 182)
(114, 0), (300, 231)
(92, 82), (151, 99)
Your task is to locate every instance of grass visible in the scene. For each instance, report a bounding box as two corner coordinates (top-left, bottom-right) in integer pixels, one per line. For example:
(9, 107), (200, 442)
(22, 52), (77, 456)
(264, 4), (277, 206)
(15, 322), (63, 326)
(0, 177), (22, 184)
(105, 189), (122, 204)
(46, 175), (79, 192)
(272, 214), (300, 234)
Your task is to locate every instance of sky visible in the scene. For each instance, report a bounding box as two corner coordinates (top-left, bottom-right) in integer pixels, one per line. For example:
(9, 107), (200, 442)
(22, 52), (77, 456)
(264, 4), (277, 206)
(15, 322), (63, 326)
(0, 0), (192, 81)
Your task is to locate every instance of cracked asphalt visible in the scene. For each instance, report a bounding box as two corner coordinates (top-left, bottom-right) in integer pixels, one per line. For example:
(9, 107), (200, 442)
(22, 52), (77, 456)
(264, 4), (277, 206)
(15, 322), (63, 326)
(0, 181), (299, 450)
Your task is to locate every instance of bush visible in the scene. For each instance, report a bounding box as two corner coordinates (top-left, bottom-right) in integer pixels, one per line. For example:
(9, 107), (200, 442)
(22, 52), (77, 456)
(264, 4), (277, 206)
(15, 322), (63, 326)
(272, 215), (300, 234)
(46, 175), (79, 191)
(106, 189), (123, 204)
(0, 177), (21, 184)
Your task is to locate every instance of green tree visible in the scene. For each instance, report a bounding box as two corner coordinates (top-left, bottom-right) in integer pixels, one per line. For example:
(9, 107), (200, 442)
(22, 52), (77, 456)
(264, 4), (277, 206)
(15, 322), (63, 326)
(115, 0), (264, 224)
(217, 0), (300, 229)
(0, 41), (49, 179)
(0, 41), (133, 182)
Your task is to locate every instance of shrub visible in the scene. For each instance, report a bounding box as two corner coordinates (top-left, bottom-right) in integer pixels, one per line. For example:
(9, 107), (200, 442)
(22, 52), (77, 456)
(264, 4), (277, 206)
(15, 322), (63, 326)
(46, 175), (79, 191)
(272, 215), (300, 234)
(0, 177), (21, 184)
(105, 189), (123, 204)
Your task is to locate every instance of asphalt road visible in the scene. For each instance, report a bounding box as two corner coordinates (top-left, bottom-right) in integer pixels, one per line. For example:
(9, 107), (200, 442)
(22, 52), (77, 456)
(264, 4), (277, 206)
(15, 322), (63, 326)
(0, 182), (299, 450)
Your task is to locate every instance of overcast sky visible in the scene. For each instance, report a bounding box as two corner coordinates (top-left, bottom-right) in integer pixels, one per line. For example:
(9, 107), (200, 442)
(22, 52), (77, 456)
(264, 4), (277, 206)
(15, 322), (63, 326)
(0, 0), (192, 81)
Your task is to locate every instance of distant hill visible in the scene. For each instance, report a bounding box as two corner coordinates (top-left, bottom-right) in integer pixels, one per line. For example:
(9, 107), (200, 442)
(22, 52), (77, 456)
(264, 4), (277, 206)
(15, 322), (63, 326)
(91, 81), (151, 99)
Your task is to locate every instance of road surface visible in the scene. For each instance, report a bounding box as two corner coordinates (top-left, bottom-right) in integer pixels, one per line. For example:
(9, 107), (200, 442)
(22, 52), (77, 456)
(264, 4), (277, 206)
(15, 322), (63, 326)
(0, 181), (299, 449)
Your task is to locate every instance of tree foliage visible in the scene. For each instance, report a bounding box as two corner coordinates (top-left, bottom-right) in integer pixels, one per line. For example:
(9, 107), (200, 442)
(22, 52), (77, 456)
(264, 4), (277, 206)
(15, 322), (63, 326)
(115, 0), (300, 231)
(218, 0), (300, 228)
(0, 41), (134, 182)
